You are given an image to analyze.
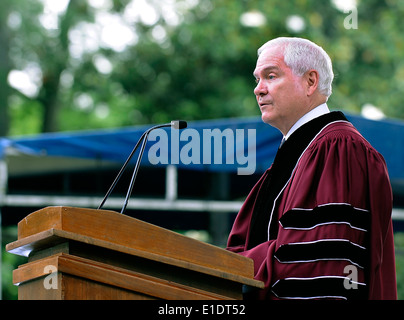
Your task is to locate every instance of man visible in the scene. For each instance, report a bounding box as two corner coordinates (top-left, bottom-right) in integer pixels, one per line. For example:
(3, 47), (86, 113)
(226, 37), (397, 300)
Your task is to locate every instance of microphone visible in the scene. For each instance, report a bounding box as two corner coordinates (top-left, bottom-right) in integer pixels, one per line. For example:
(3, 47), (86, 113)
(98, 120), (187, 213)
(172, 120), (187, 129)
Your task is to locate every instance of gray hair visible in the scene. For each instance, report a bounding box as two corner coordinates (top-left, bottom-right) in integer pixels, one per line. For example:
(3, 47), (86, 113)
(258, 37), (334, 97)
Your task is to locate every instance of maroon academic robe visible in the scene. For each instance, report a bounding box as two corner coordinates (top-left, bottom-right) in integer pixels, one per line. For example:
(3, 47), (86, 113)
(227, 112), (397, 300)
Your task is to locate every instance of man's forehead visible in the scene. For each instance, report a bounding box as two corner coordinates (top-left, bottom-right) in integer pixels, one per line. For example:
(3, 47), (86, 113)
(254, 45), (288, 74)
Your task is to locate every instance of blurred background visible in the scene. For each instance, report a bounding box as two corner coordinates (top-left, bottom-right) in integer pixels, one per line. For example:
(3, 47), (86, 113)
(1, 0), (404, 299)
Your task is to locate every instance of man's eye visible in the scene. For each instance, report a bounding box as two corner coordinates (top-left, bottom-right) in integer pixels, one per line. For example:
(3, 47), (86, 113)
(255, 75), (275, 84)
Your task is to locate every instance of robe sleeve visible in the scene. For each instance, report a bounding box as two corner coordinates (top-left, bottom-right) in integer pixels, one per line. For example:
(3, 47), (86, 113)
(227, 125), (397, 299)
(226, 169), (278, 298)
(364, 140), (397, 299)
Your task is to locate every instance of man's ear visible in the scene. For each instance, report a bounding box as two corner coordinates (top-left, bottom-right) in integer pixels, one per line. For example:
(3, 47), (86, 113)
(305, 70), (320, 96)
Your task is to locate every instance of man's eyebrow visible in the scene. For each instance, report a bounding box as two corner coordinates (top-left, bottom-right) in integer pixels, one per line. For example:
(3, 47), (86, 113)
(253, 66), (280, 78)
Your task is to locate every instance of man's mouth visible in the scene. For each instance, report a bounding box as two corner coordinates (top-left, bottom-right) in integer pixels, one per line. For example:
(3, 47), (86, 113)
(259, 102), (272, 108)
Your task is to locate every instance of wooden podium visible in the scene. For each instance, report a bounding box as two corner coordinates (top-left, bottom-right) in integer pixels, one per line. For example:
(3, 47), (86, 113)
(6, 206), (263, 300)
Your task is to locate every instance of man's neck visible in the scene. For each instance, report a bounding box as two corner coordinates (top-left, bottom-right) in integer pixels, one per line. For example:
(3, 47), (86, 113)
(284, 103), (330, 140)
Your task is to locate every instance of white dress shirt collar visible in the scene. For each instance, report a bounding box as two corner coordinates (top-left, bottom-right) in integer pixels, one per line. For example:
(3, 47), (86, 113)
(284, 103), (330, 141)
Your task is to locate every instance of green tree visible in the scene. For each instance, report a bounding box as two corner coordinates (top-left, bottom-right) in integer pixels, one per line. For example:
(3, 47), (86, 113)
(6, 0), (97, 133)
(0, 1), (11, 136)
(1, 0), (404, 136)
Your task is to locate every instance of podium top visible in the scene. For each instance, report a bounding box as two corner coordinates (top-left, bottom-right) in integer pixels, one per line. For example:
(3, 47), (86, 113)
(7, 206), (264, 289)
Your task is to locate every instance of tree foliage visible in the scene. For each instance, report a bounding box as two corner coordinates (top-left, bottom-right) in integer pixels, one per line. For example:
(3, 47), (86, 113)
(1, 0), (404, 136)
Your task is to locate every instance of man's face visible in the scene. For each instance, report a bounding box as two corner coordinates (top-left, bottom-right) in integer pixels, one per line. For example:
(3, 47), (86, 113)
(253, 45), (308, 135)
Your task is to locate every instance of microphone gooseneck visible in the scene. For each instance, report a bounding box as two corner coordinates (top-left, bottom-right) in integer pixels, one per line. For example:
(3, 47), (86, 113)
(98, 120), (187, 214)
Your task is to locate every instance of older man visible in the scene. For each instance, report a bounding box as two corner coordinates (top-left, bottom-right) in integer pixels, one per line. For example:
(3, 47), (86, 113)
(226, 37), (397, 300)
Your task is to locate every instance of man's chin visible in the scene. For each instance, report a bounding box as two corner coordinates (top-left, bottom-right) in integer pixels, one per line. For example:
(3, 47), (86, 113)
(261, 113), (275, 126)
(261, 114), (283, 133)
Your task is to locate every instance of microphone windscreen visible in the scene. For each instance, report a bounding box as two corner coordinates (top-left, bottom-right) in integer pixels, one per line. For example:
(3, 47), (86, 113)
(171, 120), (187, 129)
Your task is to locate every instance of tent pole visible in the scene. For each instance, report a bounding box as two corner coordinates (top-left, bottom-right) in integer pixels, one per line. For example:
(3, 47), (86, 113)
(165, 165), (178, 201)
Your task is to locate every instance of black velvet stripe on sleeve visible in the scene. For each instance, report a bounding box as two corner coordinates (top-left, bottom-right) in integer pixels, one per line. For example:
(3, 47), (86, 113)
(271, 276), (367, 300)
(279, 204), (370, 232)
(274, 239), (367, 269)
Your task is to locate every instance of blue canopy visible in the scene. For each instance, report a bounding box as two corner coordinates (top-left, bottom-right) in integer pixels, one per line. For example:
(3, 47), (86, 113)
(1, 114), (403, 190)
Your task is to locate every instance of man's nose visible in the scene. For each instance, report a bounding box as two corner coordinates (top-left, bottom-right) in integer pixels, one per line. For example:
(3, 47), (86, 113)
(254, 80), (267, 96)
